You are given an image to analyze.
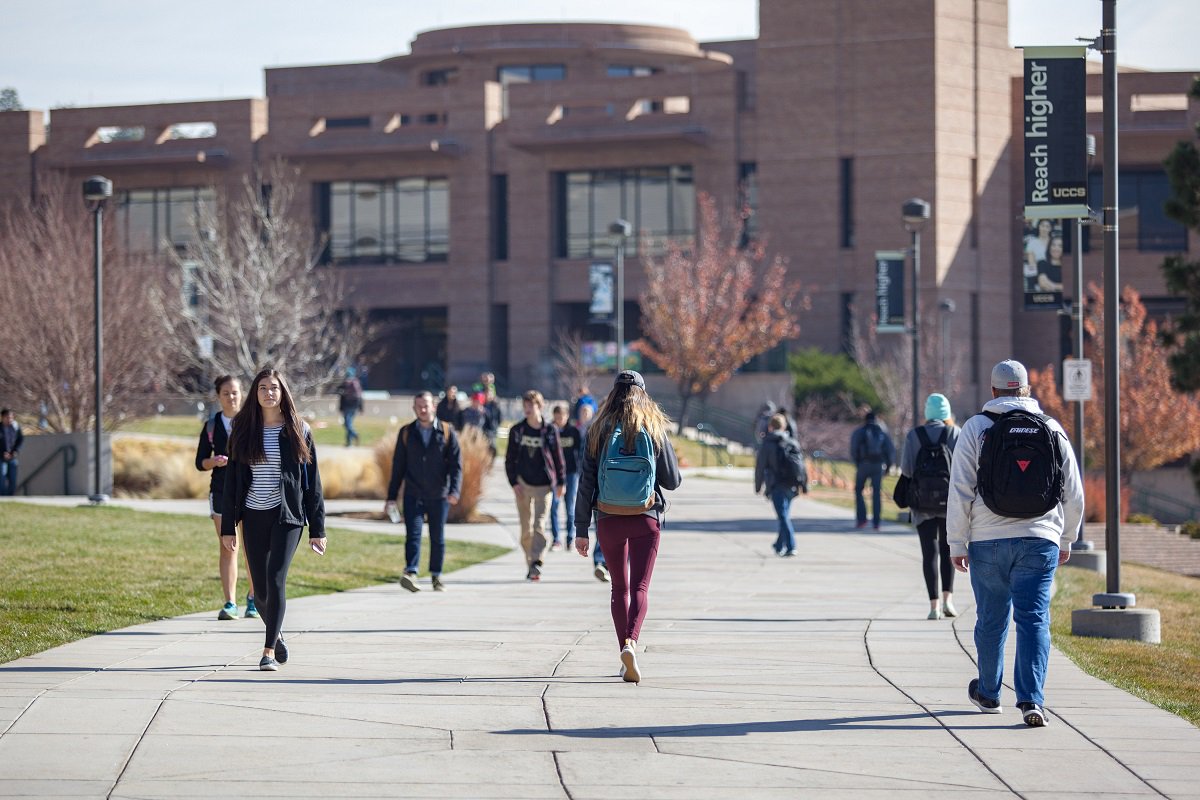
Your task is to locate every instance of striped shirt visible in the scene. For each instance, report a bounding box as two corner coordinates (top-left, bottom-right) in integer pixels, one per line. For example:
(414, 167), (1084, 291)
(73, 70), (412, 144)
(245, 425), (283, 510)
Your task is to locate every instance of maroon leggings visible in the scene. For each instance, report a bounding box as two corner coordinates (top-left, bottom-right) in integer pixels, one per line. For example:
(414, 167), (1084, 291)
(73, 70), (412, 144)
(596, 515), (661, 648)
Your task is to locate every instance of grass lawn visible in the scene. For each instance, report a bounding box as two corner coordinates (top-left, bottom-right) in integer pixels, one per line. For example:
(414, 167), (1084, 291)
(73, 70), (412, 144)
(807, 462), (908, 523)
(1051, 562), (1200, 727)
(0, 502), (508, 664)
(120, 414), (398, 448)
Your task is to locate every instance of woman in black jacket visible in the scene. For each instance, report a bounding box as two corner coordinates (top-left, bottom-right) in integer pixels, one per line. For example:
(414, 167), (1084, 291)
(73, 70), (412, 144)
(195, 374), (258, 621)
(574, 371), (682, 683)
(222, 368), (326, 671)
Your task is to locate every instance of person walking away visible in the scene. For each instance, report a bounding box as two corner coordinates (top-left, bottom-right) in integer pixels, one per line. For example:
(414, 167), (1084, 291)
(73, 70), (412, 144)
(571, 385), (597, 425)
(436, 384), (461, 426)
(337, 368), (364, 446)
(574, 370), (682, 683)
(385, 391), (462, 592)
(223, 368), (327, 671)
(195, 376), (259, 620)
(755, 413), (806, 557)
(850, 411), (895, 529)
(548, 404), (582, 552)
(899, 393), (960, 619)
(948, 360), (1083, 727)
(0, 409), (24, 496)
(505, 390), (565, 580)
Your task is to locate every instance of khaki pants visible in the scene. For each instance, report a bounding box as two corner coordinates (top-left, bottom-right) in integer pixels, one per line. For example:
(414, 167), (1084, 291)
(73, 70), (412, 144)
(515, 479), (552, 565)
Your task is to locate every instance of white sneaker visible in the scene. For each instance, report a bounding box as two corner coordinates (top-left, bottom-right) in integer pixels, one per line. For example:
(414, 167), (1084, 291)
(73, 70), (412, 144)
(620, 640), (641, 683)
(594, 564), (610, 583)
(942, 599), (958, 618)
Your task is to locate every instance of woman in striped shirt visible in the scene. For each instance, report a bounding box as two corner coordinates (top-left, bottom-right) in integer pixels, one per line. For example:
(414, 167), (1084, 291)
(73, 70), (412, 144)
(222, 368), (326, 671)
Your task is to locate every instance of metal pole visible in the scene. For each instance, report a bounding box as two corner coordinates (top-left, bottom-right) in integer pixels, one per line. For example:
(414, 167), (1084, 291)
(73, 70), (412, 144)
(911, 227), (921, 428)
(1101, 0), (1121, 594)
(93, 203), (105, 502)
(615, 236), (625, 373)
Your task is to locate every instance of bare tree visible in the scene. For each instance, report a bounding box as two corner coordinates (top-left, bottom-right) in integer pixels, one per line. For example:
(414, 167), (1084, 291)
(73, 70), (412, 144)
(155, 162), (370, 393)
(0, 175), (167, 431)
(637, 192), (805, 431)
(551, 328), (599, 403)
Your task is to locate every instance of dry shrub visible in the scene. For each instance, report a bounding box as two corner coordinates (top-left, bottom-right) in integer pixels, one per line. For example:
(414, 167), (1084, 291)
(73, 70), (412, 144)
(1082, 472), (1132, 523)
(318, 447), (383, 499)
(373, 425), (493, 522)
(113, 437), (209, 499)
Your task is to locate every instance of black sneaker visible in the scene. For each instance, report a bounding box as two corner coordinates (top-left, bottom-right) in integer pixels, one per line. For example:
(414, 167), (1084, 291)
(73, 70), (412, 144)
(1017, 702), (1047, 727)
(274, 638), (288, 664)
(968, 679), (1002, 713)
(259, 656), (279, 671)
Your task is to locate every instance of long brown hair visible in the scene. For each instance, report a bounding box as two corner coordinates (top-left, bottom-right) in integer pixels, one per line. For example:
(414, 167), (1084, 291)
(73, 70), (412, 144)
(228, 368), (311, 465)
(586, 382), (671, 458)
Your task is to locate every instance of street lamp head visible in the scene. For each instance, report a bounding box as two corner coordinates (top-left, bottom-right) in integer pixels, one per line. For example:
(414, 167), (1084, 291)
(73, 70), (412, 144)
(939, 298), (957, 313)
(608, 219), (632, 239)
(82, 176), (113, 202)
(901, 198), (930, 228)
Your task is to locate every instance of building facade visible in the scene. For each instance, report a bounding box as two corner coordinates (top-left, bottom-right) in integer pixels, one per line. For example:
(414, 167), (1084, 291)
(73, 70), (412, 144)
(1, 0), (1194, 423)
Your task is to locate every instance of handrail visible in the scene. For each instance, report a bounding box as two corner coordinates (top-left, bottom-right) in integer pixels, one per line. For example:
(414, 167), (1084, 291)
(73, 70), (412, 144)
(692, 422), (732, 467)
(17, 444), (77, 496)
(1130, 485), (1200, 523)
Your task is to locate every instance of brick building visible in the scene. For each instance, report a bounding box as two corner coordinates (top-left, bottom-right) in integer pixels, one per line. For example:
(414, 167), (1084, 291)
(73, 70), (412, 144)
(0, 0), (1194, 423)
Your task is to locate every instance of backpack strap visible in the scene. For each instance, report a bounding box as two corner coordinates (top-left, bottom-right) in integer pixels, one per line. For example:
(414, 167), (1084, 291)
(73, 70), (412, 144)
(914, 426), (933, 448)
(206, 412), (218, 447)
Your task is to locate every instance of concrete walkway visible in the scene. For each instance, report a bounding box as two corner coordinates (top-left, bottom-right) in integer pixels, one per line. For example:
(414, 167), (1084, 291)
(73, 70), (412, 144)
(1, 469), (1198, 798)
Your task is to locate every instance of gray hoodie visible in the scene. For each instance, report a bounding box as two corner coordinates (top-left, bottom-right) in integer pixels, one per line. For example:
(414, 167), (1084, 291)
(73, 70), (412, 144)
(946, 396), (1084, 557)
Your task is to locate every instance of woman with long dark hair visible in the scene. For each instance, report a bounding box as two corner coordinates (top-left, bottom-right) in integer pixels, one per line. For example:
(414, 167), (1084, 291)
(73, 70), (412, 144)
(575, 370), (681, 683)
(222, 368), (326, 671)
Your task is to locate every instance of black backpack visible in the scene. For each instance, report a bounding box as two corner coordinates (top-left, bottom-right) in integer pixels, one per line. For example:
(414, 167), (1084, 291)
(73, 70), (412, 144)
(976, 410), (1064, 518)
(908, 426), (952, 513)
(775, 436), (808, 492)
(861, 424), (887, 461)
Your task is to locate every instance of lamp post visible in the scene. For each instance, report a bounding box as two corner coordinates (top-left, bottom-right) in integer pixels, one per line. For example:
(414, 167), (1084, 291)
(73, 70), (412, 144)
(902, 198), (931, 428)
(83, 176), (112, 504)
(1073, 133), (1097, 551)
(609, 219), (632, 373)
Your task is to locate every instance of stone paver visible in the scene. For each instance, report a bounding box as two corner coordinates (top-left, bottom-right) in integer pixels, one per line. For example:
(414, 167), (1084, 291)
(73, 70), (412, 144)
(2, 468), (1198, 798)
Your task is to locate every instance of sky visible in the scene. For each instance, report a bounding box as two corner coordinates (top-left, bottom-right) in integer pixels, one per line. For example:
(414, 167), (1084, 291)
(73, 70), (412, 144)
(3, 0), (1197, 111)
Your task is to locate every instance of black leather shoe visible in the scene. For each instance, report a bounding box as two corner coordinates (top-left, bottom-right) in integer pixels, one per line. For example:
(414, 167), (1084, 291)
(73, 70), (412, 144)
(274, 638), (288, 664)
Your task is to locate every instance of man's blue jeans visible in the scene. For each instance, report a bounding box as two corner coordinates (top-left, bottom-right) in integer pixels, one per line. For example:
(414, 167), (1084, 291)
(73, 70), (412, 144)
(403, 495), (448, 576)
(0, 461), (16, 495)
(968, 536), (1060, 707)
(550, 472), (580, 543)
(770, 487), (796, 554)
(343, 410), (359, 446)
(855, 462), (884, 524)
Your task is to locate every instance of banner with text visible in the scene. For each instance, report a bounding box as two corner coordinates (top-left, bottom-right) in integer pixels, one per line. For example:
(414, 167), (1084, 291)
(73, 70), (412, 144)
(1022, 46), (1088, 220)
(874, 251), (906, 333)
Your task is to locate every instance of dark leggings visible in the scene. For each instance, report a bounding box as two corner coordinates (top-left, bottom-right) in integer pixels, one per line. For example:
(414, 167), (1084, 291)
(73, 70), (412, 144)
(241, 506), (303, 649)
(596, 515), (660, 648)
(916, 517), (955, 600)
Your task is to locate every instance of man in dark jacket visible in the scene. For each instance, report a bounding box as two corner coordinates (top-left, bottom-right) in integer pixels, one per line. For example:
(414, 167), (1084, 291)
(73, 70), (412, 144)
(850, 410), (896, 529)
(0, 409), (23, 496)
(505, 390), (565, 581)
(755, 414), (802, 556)
(386, 392), (462, 592)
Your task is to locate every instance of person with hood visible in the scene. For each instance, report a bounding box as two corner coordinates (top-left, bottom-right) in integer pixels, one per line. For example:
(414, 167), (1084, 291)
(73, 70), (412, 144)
(754, 413), (804, 556)
(899, 393), (960, 619)
(948, 360), (1083, 728)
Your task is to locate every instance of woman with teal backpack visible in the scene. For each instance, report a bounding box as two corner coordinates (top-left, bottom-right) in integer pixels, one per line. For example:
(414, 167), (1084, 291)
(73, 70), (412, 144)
(574, 370), (682, 683)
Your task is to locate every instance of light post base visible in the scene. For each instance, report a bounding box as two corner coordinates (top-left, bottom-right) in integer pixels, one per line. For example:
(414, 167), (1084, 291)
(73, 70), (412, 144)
(1093, 591), (1136, 608)
(87, 493), (109, 505)
(1071, 606), (1160, 644)
(1071, 539), (1095, 551)
(1064, 549), (1105, 574)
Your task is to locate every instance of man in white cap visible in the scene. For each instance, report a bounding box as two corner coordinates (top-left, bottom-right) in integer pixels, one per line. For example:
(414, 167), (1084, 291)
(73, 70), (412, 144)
(947, 359), (1084, 728)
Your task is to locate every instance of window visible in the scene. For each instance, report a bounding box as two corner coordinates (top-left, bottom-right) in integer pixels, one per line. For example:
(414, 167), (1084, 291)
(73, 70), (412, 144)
(1085, 170), (1188, 252)
(555, 165), (695, 259)
(319, 178), (449, 264)
(492, 174), (509, 261)
(324, 116), (371, 129)
(607, 65), (660, 78)
(422, 68), (459, 86)
(498, 64), (566, 117)
(970, 157), (979, 249)
(839, 157), (854, 249)
(739, 162), (758, 247)
(114, 187), (216, 253)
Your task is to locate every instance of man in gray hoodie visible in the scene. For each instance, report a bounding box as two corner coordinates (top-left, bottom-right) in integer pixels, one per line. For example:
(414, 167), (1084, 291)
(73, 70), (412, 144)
(947, 359), (1084, 728)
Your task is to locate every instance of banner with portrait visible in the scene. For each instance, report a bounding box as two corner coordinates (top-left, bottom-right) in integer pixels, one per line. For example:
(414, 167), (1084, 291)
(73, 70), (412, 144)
(588, 262), (614, 323)
(1022, 217), (1065, 310)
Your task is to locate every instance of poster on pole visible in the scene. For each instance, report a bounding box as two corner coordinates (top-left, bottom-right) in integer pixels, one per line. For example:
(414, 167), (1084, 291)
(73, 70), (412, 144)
(1021, 217), (1066, 310)
(1022, 46), (1088, 220)
(588, 262), (614, 323)
(1063, 357), (1093, 401)
(874, 251), (906, 333)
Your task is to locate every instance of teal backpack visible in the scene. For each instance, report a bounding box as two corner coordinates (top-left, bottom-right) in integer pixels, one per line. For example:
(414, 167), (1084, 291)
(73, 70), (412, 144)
(597, 425), (657, 515)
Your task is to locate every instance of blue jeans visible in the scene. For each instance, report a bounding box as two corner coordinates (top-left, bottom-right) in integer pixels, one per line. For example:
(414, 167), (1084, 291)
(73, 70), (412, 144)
(0, 460), (16, 495)
(343, 410), (359, 446)
(968, 537), (1060, 707)
(403, 495), (448, 576)
(549, 472), (580, 543)
(770, 487), (795, 553)
(854, 462), (884, 524)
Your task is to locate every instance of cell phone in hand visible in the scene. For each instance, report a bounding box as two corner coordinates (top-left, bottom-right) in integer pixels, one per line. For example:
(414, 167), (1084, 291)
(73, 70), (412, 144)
(387, 505), (401, 524)
(311, 540), (325, 555)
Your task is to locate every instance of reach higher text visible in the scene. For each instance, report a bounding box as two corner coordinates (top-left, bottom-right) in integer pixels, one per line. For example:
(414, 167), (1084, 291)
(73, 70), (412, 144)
(1025, 61), (1053, 203)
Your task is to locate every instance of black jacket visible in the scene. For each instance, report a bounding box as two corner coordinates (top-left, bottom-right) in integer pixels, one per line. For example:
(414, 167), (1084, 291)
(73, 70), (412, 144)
(386, 420), (463, 502)
(505, 419), (565, 488)
(558, 423), (583, 475)
(574, 429), (682, 541)
(1, 422), (23, 462)
(195, 412), (231, 495)
(221, 425), (325, 538)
